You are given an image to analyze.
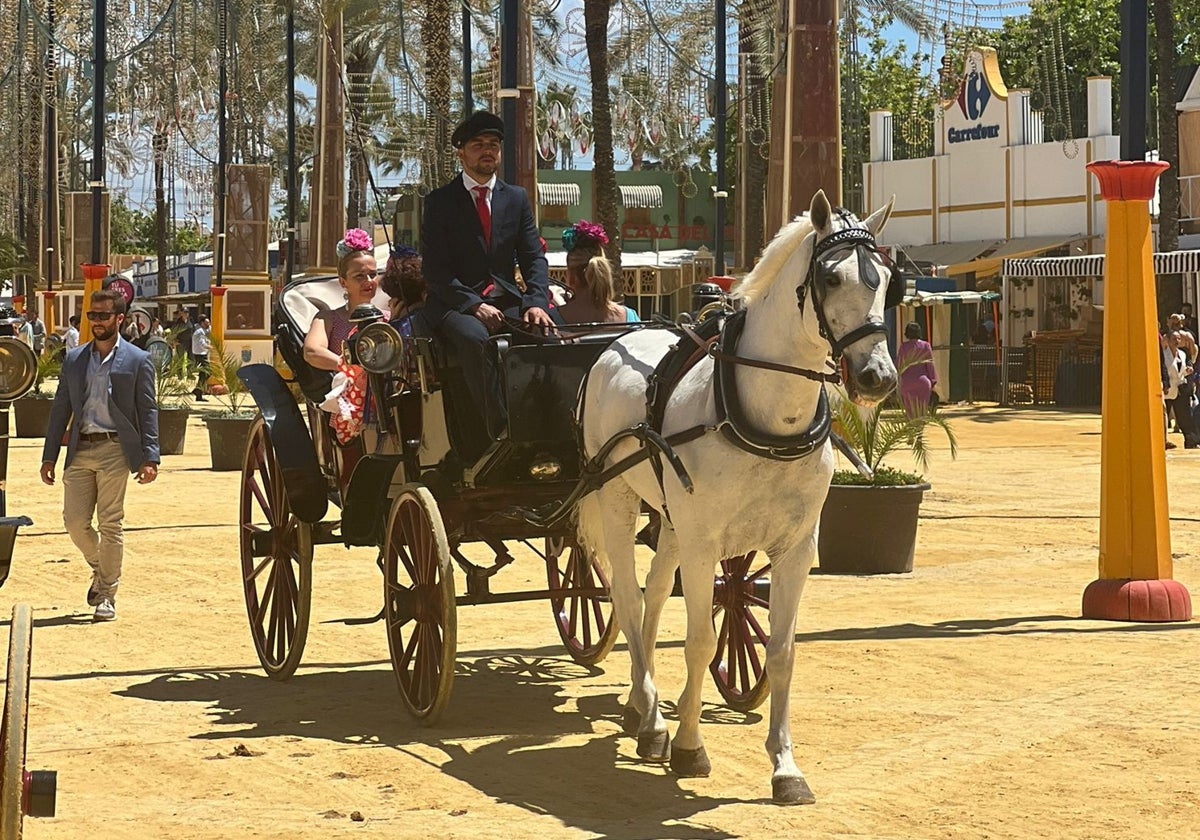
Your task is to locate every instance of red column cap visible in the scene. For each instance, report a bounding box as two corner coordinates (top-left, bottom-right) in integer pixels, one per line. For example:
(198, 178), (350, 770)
(80, 263), (112, 281)
(1086, 160), (1170, 201)
(211, 286), (228, 297)
(42, 290), (57, 299)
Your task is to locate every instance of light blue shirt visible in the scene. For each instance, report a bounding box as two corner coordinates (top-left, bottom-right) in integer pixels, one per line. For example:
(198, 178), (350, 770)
(80, 338), (120, 434)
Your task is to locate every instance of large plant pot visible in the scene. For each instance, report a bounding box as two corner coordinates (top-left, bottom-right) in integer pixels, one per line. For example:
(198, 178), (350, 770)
(13, 397), (54, 439)
(204, 415), (256, 471)
(158, 407), (190, 456)
(817, 482), (931, 575)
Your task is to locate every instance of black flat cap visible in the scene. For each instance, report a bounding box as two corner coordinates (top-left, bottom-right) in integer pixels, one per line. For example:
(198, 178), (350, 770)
(452, 111), (505, 148)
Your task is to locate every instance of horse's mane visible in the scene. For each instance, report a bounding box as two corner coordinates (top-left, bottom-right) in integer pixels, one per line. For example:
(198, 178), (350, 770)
(732, 215), (814, 306)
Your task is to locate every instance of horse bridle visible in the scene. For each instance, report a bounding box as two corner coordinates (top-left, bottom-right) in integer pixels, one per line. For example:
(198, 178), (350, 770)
(795, 225), (898, 361)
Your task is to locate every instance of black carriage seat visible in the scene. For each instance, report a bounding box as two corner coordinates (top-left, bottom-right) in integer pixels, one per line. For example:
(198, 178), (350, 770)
(502, 327), (634, 448)
(274, 275), (393, 403)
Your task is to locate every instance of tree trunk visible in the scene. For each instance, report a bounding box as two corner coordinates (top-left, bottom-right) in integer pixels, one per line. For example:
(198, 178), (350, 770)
(1154, 0), (1179, 253)
(153, 122), (169, 294)
(423, 0), (453, 189)
(345, 55), (370, 230)
(739, 2), (769, 268)
(584, 0), (621, 271)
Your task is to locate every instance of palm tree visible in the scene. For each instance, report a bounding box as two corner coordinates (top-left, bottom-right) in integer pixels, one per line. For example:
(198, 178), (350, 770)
(1154, 0), (1179, 252)
(584, 0), (621, 268)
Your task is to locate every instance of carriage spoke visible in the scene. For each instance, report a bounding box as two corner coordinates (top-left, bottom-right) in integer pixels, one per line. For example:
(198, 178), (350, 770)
(746, 609), (770, 647)
(248, 477), (273, 522)
(253, 559), (278, 631)
(244, 550), (274, 583)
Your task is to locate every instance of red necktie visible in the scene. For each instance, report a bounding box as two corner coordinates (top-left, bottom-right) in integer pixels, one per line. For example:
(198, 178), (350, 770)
(472, 185), (491, 250)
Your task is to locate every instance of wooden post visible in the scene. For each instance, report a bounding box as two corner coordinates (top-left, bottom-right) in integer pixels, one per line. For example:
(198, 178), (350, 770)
(1081, 160), (1191, 621)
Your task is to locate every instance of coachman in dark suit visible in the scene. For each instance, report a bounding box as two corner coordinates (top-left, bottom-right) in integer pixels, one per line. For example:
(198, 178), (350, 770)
(421, 111), (552, 461)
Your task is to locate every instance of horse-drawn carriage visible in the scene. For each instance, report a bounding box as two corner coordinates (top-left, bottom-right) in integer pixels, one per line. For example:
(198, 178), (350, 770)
(236, 273), (772, 723)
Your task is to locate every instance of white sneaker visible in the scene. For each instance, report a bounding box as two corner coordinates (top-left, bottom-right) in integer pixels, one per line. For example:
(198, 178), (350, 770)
(93, 598), (116, 622)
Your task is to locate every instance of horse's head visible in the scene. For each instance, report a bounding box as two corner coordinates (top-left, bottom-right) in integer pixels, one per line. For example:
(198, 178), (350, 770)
(800, 190), (899, 405)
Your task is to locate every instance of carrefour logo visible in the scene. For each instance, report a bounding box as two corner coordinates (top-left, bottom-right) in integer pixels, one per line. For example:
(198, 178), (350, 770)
(949, 68), (1001, 144)
(958, 70), (991, 120)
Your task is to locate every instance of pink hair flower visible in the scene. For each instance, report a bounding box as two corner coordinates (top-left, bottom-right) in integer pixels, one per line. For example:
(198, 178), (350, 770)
(339, 227), (373, 256)
(575, 220), (609, 246)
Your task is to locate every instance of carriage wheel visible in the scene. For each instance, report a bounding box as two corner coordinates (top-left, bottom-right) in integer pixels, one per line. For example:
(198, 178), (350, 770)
(240, 417), (313, 680)
(546, 538), (618, 666)
(710, 552), (772, 712)
(1, 604), (32, 840)
(383, 485), (456, 725)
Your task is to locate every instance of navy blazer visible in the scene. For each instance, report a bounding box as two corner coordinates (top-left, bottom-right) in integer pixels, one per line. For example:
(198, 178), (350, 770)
(42, 339), (160, 473)
(421, 174), (550, 325)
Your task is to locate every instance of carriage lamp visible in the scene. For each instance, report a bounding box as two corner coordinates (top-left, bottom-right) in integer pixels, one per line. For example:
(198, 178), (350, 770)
(353, 322), (403, 374)
(0, 338), (37, 401)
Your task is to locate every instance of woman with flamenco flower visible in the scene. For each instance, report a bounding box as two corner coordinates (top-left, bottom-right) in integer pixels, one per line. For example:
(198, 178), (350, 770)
(552, 220), (639, 326)
(303, 227), (379, 370)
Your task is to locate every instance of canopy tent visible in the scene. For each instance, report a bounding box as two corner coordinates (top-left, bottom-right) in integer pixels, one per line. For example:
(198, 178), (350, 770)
(1001, 249), (1200, 278)
(894, 290), (1003, 402)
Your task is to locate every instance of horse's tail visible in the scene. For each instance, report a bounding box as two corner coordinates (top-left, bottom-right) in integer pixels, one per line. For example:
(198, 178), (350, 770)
(575, 491), (609, 573)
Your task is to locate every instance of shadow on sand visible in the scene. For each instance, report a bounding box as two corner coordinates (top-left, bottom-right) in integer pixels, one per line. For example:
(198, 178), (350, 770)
(120, 654), (744, 838)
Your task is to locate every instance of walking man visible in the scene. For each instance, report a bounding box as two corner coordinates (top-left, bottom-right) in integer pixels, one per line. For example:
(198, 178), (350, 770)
(39, 289), (159, 622)
(192, 315), (211, 400)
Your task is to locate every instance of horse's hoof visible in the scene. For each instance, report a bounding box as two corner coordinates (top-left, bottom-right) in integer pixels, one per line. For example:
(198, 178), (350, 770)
(772, 775), (816, 805)
(636, 730), (671, 763)
(670, 745), (711, 778)
(622, 705), (641, 737)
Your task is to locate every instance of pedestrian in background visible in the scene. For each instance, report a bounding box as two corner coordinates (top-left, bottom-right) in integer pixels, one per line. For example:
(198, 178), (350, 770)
(28, 310), (45, 355)
(39, 289), (159, 622)
(63, 315), (80, 352)
(192, 315), (211, 401)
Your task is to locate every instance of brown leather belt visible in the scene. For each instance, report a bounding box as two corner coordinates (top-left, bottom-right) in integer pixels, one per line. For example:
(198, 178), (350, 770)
(79, 431), (119, 442)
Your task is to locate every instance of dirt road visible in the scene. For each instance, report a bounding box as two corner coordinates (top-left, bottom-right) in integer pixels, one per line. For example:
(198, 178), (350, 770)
(4, 406), (1199, 839)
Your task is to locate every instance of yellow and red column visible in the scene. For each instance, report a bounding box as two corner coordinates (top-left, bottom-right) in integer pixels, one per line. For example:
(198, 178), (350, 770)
(208, 285), (227, 388)
(1082, 160), (1190, 621)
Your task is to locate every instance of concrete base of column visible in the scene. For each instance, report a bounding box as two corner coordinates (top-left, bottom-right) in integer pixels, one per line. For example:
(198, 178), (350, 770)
(1082, 578), (1192, 622)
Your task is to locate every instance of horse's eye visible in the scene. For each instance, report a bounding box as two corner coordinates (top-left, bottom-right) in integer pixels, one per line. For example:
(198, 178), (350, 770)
(824, 272), (842, 287)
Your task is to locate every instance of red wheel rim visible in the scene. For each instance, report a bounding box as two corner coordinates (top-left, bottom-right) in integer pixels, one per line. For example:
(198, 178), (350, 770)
(710, 552), (771, 711)
(547, 539), (616, 665)
(239, 419), (310, 677)
(385, 491), (453, 720)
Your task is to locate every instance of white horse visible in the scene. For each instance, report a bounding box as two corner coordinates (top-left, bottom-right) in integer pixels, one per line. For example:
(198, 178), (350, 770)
(575, 190), (898, 804)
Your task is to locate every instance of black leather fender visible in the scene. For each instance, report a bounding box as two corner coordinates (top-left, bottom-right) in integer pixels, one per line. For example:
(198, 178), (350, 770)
(237, 364), (329, 524)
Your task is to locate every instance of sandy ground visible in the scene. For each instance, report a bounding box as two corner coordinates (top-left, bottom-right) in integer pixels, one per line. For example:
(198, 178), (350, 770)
(3, 404), (1199, 839)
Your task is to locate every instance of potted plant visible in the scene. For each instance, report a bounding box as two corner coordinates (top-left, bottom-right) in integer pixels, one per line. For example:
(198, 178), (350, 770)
(155, 351), (196, 456)
(817, 389), (958, 574)
(202, 338), (258, 471)
(14, 351), (61, 438)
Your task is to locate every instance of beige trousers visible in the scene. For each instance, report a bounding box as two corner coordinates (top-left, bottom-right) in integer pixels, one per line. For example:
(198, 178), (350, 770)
(62, 439), (130, 600)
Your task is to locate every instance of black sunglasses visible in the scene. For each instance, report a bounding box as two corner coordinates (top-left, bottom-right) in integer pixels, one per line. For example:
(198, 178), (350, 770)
(86, 311), (117, 322)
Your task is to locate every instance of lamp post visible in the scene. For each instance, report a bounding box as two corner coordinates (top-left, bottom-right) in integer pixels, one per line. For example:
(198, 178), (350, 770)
(713, 0), (727, 275)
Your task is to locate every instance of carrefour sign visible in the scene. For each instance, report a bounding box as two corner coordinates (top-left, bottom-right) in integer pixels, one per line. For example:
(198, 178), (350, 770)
(944, 47), (1008, 148)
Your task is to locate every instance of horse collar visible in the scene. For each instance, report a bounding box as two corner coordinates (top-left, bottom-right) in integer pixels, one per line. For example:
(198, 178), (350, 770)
(712, 310), (832, 461)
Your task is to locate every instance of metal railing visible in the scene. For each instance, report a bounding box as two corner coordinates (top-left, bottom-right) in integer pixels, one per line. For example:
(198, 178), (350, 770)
(930, 344), (1101, 407)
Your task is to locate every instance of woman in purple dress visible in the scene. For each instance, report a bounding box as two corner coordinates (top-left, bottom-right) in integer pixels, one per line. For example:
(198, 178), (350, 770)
(897, 321), (937, 416)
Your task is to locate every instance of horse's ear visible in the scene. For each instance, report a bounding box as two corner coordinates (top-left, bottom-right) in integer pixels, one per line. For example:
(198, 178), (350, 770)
(809, 190), (832, 234)
(863, 195), (896, 237)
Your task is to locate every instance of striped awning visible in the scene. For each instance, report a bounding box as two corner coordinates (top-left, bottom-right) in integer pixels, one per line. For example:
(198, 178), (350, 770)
(537, 182), (581, 207)
(1002, 250), (1200, 278)
(620, 185), (664, 209)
